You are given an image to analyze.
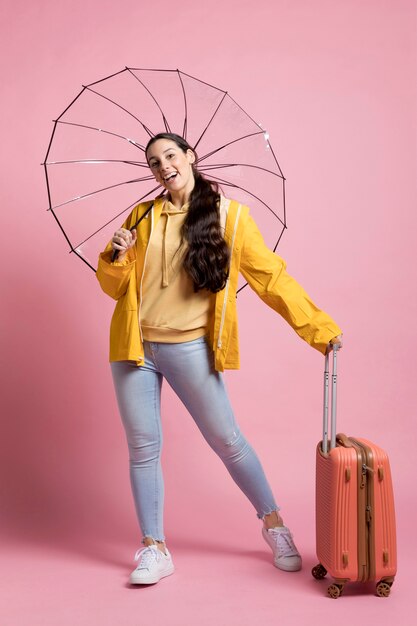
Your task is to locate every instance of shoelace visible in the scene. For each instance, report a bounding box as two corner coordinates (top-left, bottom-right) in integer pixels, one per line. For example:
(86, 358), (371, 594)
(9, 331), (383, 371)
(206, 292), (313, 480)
(269, 529), (299, 557)
(133, 545), (162, 570)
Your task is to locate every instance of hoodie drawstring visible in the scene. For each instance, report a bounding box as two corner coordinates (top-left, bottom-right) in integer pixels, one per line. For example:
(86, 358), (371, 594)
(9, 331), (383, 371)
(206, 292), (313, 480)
(160, 202), (188, 288)
(162, 213), (170, 287)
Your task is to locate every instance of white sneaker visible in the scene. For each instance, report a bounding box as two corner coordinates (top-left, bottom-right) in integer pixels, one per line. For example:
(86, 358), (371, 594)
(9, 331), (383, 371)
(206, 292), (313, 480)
(262, 526), (302, 572)
(129, 545), (175, 585)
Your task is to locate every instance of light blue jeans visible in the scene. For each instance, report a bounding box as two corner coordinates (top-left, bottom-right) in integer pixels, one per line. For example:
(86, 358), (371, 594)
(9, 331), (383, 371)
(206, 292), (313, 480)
(110, 336), (279, 542)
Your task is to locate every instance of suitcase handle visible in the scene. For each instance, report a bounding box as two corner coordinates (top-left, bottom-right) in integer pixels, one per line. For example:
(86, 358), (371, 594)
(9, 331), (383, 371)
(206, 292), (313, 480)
(336, 432), (353, 448)
(322, 345), (341, 453)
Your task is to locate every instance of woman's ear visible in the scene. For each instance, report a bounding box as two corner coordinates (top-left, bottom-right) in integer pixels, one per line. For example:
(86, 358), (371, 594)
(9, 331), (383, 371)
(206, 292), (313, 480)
(187, 149), (196, 164)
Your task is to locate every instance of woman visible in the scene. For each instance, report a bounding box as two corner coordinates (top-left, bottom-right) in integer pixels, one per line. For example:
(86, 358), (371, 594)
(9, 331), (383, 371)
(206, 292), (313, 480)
(96, 132), (343, 585)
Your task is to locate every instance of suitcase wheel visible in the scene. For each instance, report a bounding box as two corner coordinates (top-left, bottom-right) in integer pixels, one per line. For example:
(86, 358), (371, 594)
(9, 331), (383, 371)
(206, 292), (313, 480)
(312, 564), (327, 580)
(376, 581), (392, 597)
(327, 583), (344, 599)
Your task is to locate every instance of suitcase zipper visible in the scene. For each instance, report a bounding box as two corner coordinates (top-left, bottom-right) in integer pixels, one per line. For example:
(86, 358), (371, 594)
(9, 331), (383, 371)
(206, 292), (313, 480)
(356, 446), (369, 581)
(350, 438), (376, 582)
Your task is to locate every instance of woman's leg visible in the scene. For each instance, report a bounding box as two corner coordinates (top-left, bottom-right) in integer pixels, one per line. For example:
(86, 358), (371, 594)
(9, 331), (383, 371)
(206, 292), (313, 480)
(152, 337), (280, 521)
(110, 354), (166, 547)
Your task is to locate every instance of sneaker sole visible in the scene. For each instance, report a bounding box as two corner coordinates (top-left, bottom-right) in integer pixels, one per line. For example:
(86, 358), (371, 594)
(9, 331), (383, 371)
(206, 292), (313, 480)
(272, 559), (302, 572)
(262, 529), (302, 572)
(129, 563), (175, 585)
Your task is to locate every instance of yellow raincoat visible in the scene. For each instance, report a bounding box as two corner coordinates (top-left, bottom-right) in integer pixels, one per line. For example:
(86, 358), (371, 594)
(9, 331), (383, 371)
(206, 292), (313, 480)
(96, 196), (342, 371)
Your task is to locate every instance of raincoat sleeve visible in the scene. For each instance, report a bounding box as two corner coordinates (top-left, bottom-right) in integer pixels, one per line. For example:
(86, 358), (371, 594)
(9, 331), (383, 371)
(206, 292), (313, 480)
(96, 216), (137, 301)
(239, 215), (342, 355)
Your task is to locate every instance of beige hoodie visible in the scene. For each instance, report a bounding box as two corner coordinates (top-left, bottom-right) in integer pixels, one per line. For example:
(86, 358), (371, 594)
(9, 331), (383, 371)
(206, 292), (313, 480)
(140, 198), (215, 342)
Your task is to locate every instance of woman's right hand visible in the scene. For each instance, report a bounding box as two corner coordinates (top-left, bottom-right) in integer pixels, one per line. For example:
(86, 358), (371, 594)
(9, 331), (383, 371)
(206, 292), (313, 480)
(111, 228), (137, 261)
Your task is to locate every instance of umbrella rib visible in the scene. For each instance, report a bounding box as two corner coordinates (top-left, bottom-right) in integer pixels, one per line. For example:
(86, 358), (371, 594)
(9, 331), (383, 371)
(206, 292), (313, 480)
(83, 85), (155, 138)
(54, 87), (88, 124)
(44, 133), (57, 210)
(54, 119), (146, 151)
(271, 217), (287, 252)
(72, 184), (162, 250)
(48, 175), (156, 211)
(45, 166), (74, 251)
(206, 174), (286, 228)
(71, 250), (97, 272)
(198, 130), (286, 180)
(199, 162), (283, 179)
(43, 85), (92, 162)
(265, 140), (285, 181)
(191, 86), (276, 165)
(282, 176), (287, 231)
(226, 93), (265, 133)
(127, 68), (171, 134)
(128, 67), (178, 74)
(177, 71), (188, 140)
(85, 67), (129, 88)
(197, 131), (265, 163)
(178, 70), (228, 94)
(46, 162), (101, 272)
(45, 158), (149, 167)
(178, 69), (230, 145)
(193, 91), (228, 151)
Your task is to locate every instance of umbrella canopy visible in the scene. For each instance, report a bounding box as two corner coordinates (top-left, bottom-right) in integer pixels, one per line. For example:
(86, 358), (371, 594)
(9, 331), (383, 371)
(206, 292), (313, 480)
(43, 67), (287, 289)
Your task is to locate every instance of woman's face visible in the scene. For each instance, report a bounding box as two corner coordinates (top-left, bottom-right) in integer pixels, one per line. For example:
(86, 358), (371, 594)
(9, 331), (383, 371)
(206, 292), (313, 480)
(146, 138), (196, 199)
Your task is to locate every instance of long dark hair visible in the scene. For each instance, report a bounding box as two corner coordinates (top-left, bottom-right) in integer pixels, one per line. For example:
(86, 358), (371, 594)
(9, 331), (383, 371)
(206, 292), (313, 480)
(145, 133), (230, 293)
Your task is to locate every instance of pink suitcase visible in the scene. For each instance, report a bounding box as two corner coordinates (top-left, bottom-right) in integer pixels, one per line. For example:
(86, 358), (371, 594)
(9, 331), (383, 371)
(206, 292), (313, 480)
(312, 348), (397, 598)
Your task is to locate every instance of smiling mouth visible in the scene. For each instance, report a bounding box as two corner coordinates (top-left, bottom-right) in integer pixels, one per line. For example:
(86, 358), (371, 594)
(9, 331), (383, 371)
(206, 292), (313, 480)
(164, 172), (177, 182)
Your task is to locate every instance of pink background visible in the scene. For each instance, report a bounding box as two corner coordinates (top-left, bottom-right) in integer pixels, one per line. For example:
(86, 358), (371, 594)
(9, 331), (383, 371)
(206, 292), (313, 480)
(1, 0), (416, 624)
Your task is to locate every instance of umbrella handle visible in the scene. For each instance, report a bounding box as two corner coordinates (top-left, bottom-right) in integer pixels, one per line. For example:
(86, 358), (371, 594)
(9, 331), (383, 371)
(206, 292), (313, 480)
(111, 203), (154, 262)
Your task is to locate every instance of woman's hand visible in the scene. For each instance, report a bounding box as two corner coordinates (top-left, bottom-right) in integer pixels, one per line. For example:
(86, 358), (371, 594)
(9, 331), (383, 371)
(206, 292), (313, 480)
(111, 228), (137, 261)
(327, 333), (343, 353)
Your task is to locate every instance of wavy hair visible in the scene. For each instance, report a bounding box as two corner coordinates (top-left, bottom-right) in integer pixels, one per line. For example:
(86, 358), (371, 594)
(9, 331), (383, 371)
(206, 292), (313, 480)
(145, 133), (230, 293)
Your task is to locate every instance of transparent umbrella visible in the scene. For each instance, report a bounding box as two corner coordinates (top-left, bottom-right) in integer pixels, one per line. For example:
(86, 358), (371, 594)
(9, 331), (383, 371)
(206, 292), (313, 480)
(43, 67), (287, 291)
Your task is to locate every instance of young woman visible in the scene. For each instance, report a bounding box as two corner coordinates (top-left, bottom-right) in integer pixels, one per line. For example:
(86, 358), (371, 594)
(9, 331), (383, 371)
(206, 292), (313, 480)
(96, 133), (343, 585)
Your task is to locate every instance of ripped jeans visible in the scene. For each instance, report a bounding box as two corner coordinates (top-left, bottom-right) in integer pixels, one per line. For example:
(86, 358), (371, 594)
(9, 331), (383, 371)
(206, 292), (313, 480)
(110, 336), (279, 542)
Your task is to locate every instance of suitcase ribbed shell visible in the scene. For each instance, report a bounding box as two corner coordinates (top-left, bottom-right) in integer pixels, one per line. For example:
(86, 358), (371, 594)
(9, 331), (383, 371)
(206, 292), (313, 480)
(315, 438), (397, 585)
(316, 444), (359, 580)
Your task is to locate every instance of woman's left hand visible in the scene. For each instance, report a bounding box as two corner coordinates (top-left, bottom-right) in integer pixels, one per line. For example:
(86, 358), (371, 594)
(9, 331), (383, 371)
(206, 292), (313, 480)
(327, 334), (343, 353)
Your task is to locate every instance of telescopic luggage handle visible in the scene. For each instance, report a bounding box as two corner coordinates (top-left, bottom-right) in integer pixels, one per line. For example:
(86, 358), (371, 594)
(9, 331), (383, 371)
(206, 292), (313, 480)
(322, 345), (341, 454)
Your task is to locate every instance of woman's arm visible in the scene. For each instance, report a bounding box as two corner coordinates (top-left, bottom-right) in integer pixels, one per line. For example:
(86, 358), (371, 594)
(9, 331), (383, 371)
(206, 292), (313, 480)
(239, 215), (343, 355)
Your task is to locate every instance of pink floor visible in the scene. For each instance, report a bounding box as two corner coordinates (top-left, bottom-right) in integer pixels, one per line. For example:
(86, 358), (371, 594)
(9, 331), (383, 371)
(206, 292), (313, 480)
(2, 497), (412, 626)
